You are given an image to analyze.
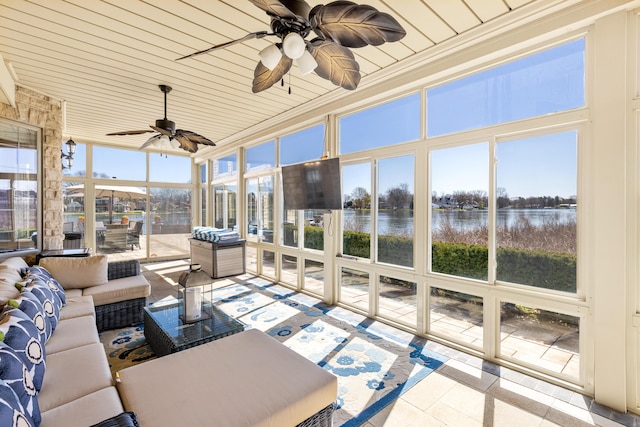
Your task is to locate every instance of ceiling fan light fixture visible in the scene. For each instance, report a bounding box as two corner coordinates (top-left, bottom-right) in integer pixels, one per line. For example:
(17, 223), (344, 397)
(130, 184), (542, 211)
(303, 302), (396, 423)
(169, 138), (180, 149)
(153, 134), (168, 148)
(282, 32), (306, 59)
(296, 49), (317, 75)
(259, 44), (283, 71)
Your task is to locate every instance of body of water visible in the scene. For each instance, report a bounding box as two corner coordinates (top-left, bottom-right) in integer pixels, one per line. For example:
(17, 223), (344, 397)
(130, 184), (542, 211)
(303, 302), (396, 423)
(343, 208), (576, 236)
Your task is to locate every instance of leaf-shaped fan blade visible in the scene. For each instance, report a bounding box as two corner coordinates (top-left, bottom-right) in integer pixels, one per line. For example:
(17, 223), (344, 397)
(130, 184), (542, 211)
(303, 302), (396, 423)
(106, 129), (154, 136)
(176, 31), (268, 61)
(309, 39), (360, 90)
(138, 133), (162, 150)
(252, 56), (293, 93)
(249, 0), (307, 20)
(310, 1), (406, 48)
(174, 130), (216, 153)
(150, 126), (173, 137)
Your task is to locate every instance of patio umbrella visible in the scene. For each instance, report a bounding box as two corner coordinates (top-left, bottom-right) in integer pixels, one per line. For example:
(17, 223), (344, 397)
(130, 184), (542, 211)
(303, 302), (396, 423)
(66, 184), (147, 224)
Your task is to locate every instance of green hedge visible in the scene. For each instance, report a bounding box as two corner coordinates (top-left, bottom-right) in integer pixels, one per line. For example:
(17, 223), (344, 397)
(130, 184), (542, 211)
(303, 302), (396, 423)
(290, 228), (576, 293)
(496, 247), (576, 293)
(431, 242), (488, 280)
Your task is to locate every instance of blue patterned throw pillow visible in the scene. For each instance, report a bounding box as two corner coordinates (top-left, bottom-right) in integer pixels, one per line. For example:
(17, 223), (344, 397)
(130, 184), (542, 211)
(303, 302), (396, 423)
(0, 378), (33, 427)
(0, 343), (40, 426)
(7, 289), (51, 346)
(16, 278), (60, 333)
(0, 308), (45, 393)
(23, 267), (66, 306)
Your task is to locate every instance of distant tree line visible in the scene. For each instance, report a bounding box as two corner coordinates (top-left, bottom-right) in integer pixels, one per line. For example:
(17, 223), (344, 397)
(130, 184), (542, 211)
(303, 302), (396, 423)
(433, 188), (576, 209)
(344, 184), (414, 210)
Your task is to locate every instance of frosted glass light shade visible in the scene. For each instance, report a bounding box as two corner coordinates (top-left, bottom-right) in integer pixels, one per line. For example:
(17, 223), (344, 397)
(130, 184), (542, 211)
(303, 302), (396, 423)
(153, 134), (169, 148)
(282, 33), (306, 59)
(259, 44), (282, 70)
(169, 138), (180, 149)
(297, 50), (318, 75)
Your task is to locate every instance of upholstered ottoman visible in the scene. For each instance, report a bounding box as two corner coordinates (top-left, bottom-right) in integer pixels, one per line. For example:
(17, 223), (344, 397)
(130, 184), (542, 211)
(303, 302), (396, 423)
(116, 329), (337, 426)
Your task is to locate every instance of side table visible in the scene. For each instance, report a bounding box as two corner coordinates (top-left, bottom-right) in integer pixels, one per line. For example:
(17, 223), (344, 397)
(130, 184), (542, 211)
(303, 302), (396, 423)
(36, 247), (91, 263)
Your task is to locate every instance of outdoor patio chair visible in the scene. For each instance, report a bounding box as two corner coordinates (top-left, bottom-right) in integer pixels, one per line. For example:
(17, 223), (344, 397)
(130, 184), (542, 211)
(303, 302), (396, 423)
(103, 223), (128, 251)
(127, 221), (143, 250)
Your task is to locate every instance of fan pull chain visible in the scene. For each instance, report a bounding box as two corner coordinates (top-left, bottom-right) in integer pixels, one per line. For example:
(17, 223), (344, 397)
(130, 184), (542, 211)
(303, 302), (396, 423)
(288, 71), (291, 95)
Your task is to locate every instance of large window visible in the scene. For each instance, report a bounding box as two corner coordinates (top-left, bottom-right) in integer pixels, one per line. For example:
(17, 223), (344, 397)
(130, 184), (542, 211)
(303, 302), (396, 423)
(330, 36), (586, 385)
(93, 146), (146, 180)
(495, 132), (577, 293)
(342, 163), (371, 259)
(247, 176), (274, 243)
(213, 184), (237, 230)
(246, 141), (275, 172)
(280, 124), (325, 165)
(213, 154), (237, 180)
(377, 155), (414, 267)
(150, 155), (191, 183)
(0, 121), (38, 252)
(212, 153), (238, 232)
(427, 39), (585, 136)
(340, 93), (420, 154)
(431, 143), (489, 280)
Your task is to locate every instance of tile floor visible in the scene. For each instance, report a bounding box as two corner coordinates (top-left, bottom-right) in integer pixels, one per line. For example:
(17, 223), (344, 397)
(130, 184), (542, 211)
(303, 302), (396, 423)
(139, 259), (639, 427)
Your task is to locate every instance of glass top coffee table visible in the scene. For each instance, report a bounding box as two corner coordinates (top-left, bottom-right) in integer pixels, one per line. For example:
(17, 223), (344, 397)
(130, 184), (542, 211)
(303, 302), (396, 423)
(143, 299), (245, 357)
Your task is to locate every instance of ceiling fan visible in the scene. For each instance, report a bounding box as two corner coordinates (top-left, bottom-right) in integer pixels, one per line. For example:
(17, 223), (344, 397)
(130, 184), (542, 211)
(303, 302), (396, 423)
(176, 0), (406, 93)
(106, 85), (215, 153)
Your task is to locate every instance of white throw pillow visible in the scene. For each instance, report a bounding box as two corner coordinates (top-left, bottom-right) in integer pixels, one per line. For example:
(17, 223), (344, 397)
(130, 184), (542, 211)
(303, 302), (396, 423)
(39, 255), (108, 289)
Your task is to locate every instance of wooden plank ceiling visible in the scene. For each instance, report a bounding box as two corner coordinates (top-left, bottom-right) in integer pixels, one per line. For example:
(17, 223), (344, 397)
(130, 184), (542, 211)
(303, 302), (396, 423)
(0, 0), (538, 153)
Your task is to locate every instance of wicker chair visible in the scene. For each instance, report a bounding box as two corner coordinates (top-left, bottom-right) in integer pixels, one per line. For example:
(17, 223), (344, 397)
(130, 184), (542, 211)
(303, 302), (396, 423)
(126, 221), (143, 250)
(94, 260), (147, 332)
(104, 223), (128, 251)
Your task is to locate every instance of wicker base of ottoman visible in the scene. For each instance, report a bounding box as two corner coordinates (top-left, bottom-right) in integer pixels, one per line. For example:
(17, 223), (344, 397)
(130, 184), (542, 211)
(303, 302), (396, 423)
(296, 403), (336, 427)
(96, 297), (146, 332)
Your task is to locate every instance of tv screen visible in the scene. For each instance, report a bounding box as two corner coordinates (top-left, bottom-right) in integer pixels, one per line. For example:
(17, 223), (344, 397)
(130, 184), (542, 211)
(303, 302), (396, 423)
(282, 158), (342, 211)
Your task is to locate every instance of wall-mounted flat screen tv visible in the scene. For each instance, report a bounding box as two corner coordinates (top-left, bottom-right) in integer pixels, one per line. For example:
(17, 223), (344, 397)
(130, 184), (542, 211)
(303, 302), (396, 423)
(282, 157), (342, 211)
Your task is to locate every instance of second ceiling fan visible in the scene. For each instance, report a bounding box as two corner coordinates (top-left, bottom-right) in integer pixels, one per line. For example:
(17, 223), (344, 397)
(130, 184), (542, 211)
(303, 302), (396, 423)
(177, 0), (406, 93)
(106, 85), (215, 153)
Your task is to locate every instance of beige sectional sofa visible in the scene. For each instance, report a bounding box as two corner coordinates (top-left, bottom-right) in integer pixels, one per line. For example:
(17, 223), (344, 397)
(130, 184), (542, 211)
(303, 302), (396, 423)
(0, 255), (337, 427)
(0, 255), (150, 426)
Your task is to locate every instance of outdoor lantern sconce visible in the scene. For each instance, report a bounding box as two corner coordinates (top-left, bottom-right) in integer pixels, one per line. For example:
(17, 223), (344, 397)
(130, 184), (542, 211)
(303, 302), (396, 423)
(61, 137), (76, 170)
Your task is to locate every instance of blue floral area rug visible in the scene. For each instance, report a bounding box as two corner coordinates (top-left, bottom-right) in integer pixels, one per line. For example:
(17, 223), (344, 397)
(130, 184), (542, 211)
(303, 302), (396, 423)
(100, 277), (447, 427)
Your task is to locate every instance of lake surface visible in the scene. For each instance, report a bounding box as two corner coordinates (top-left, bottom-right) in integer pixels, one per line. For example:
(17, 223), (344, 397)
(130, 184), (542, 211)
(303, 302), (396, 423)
(343, 208), (576, 236)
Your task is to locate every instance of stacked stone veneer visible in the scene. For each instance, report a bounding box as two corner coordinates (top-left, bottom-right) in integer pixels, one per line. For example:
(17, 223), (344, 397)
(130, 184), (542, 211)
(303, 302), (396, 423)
(0, 85), (64, 250)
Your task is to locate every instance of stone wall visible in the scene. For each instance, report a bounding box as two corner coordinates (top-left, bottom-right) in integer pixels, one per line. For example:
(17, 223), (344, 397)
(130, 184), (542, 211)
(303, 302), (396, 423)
(0, 85), (63, 250)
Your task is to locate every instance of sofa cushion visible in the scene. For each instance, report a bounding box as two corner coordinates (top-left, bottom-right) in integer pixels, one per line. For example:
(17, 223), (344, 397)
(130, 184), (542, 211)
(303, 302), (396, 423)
(7, 289), (50, 346)
(0, 257), (28, 272)
(0, 308), (45, 393)
(0, 342), (40, 426)
(39, 256), (108, 289)
(0, 265), (21, 304)
(45, 316), (99, 355)
(40, 387), (124, 427)
(23, 266), (66, 306)
(83, 276), (150, 306)
(59, 295), (95, 321)
(0, 378), (34, 427)
(0, 264), (22, 287)
(37, 343), (113, 412)
(19, 278), (61, 333)
(63, 288), (82, 299)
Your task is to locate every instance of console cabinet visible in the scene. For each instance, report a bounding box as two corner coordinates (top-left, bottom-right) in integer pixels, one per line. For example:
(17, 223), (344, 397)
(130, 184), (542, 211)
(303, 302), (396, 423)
(189, 238), (246, 278)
